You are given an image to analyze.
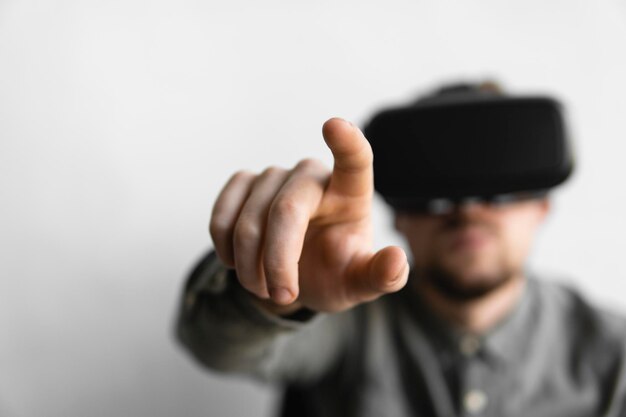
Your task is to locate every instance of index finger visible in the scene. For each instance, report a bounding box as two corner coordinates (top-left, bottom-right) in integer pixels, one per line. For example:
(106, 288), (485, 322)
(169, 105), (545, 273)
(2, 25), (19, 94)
(322, 118), (374, 198)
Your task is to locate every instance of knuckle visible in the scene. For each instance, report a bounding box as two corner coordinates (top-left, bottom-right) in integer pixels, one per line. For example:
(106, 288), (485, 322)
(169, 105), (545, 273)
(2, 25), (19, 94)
(234, 219), (261, 245)
(230, 170), (255, 183)
(260, 165), (286, 178)
(270, 197), (304, 221)
(340, 143), (373, 172)
(295, 158), (325, 172)
(353, 145), (373, 170)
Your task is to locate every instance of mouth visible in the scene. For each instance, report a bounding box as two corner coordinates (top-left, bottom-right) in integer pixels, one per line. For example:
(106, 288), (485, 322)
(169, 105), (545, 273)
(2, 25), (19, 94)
(444, 225), (493, 251)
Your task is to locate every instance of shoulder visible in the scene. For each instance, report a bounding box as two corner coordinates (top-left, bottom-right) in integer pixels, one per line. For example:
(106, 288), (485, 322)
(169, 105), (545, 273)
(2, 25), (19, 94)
(532, 276), (626, 369)
(533, 276), (626, 336)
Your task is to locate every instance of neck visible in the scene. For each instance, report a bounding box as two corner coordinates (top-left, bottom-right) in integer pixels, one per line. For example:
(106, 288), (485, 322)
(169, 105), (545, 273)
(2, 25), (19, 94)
(413, 273), (526, 334)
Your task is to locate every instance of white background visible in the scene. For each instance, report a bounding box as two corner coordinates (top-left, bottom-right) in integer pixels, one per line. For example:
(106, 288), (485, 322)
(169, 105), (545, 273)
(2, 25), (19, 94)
(1, 0), (626, 415)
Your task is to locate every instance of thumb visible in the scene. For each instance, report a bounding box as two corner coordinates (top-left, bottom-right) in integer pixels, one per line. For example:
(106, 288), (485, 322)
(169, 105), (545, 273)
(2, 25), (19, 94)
(346, 246), (410, 303)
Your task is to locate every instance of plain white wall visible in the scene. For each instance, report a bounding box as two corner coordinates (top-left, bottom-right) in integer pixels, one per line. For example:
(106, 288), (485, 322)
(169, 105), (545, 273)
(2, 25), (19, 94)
(1, 0), (626, 415)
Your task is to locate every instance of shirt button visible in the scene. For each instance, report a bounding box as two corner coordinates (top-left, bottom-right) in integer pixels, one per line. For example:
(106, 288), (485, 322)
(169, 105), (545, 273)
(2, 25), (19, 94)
(463, 389), (488, 415)
(460, 335), (481, 357)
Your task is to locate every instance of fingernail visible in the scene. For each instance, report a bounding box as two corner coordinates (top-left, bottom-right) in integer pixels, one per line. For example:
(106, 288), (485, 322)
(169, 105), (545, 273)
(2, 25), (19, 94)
(269, 287), (294, 304)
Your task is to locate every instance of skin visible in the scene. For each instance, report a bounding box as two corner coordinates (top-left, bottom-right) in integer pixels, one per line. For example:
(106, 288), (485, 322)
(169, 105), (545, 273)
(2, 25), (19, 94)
(395, 199), (549, 332)
(209, 118), (549, 332)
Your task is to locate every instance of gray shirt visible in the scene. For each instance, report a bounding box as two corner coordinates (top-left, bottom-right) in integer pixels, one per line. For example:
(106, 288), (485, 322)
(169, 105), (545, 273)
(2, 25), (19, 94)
(176, 252), (626, 417)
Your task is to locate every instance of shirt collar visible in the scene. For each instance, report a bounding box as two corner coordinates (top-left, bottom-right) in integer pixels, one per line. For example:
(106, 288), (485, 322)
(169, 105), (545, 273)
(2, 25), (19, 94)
(482, 276), (538, 364)
(400, 272), (539, 365)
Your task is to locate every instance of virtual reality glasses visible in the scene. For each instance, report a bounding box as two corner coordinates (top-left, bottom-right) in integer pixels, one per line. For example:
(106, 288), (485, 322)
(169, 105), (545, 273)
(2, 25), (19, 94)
(363, 94), (574, 212)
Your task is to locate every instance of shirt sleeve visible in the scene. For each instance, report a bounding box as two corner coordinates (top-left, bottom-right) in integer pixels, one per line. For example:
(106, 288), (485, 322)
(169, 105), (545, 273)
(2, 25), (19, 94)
(175, 251), (356, 384)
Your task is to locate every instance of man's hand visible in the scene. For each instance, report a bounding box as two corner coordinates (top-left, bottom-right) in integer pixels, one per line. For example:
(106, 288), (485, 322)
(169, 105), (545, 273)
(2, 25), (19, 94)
(209, 118), (409, 313)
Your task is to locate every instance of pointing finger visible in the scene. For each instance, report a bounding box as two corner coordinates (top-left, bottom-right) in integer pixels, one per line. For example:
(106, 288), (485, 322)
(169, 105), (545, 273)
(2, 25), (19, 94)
(322, 118), (374, 199)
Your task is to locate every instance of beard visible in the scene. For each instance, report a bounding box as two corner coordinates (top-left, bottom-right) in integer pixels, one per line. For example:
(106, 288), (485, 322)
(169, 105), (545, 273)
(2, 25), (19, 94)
(413, 215), (520, 302)
(415, 262), (518, 302)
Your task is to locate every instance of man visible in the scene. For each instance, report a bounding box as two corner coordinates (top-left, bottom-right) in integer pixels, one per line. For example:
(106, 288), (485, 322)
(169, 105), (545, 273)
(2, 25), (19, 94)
(176, 83), (626, 417)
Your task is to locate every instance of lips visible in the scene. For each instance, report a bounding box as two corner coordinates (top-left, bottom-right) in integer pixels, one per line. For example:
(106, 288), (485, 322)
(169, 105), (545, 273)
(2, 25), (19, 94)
(445, 225), (493, 251)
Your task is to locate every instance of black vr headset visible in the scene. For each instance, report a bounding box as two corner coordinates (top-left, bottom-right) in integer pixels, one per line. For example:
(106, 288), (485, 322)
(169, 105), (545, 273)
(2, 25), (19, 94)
(363, 84), (574, 212)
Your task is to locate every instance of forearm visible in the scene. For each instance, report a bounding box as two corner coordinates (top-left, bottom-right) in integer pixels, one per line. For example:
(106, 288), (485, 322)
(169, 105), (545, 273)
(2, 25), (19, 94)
(175, 251), (352, 383)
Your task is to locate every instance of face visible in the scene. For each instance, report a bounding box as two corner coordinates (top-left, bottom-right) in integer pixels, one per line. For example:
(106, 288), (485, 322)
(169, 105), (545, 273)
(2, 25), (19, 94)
(394, 199), (550, 301)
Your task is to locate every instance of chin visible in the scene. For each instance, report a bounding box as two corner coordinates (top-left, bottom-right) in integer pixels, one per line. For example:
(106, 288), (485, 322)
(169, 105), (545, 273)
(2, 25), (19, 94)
(424, 255), (515, 301)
